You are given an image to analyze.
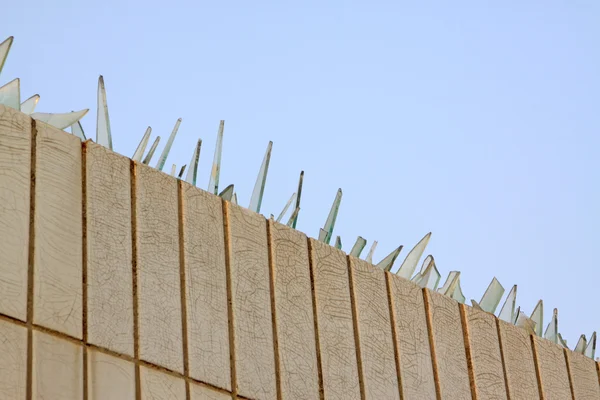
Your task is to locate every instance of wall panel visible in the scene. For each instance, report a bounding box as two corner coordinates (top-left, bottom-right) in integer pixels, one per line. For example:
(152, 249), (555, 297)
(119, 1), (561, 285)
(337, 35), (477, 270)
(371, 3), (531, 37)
(532, 336), (571, 400)
(567, 350), (600, 399)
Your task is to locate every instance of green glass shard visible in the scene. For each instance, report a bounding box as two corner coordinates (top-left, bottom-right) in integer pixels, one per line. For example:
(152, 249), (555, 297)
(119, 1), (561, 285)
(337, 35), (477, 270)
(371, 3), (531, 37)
(0, 78), (20, 110)
(451, 277), (466, 304)
(558, 333), (568, 348)
(396, 232), (432, 279)
(544, 308), (558, 344)
(437, 271), (460, 296)
(185, 139), (202, 186)
(512, 306), (521, 325)
(292, 171), (304, 229)
(142, 136), (161, 165)
(530, 300), (543, 337)
(249, 141), (273, 213)
(219, 184), (234, 201)
(20, 94), (39, 114)
(575, 335), (587, 353)
(412, 255), (433, 283)
(170, 164), (177, 176)
(208, 120), (224, 195)
(365, 241), (378, 263)
(0, 36), (14, 76)
(319, 189), (342, 244)
(584, 332), (596, 359)
(498, 285), (517, 323)
(231, 192), (238, 205)
(132, 127), (152, 162)
(378, 245), (403, 272)
(516, 311), (537, 335)
(96, 75), (112, 149)
(156, 118), (182, 171)
(471, 300), (483, 311)
(31, 109), (89, 130)
(178, 165), (186, 179)
(478, 277), (505, 314)
(276, 192), (297, 223)
(334, 236), (342, 249)
(350, 237), (367, 257)
(70, 120), (86, 140)
(416, 259), (441, 290)
(286, 207), (300, 227)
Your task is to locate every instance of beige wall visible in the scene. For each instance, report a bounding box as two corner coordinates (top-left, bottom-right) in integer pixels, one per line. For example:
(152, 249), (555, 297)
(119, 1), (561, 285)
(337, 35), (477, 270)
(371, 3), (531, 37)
(0, 104), (598, 399)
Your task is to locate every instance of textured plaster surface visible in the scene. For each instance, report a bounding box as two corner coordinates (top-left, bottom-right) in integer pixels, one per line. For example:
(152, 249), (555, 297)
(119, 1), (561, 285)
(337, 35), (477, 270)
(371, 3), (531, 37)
(532, 336), (572, 400)
(387, 273), (437, 399)
(309, 239), (361, 400)
(426, 289), (472, 399)
(88, 349), (135, 400)
(0, 319), (26, 399)
(349, 257), (400, 399)
(497, 320), (540, 400)
(227, 203), (277, 400)
(136, 163), (183, 373)
(140, 366), (186, 400)
(34, 121), (83, 338)
(191, 383), (232, 400)
(269, 220), (320, 400)
(183, 182), (231, 390)
(85, 142), (134, 356)
(463, 306), (507, 400)
(0, 106), (30, 321)
(568, 350), (600, 399)
(32, 330), (83, 400)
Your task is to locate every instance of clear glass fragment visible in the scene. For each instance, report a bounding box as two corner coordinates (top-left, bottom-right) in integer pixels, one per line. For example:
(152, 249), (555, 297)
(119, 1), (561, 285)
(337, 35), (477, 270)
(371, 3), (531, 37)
(575, 335), (587, 353)
(156, 118), (182, 171)
(416, 259), (441, 290)
(0, 78), (20, 110)
(185, 139), (202, 186)
(208, 120), (224, 195)
(170, 164), (177, 176)
(142, 136), (161, 165)
(231, 192), (238, 205)
(219, 184), (234, 201)
(544, 308), (558, 344)
(451, 279), (466, 304)
(292, 171), (304, 229)
(0, 36), (14, 76)
(20, 94), (39, 114)
(584, 332), (596, 359)
(437, 271), (460, 296)
(276, 192), (297, 223)
(478, 277), (505, 314)
(365, 241), (378, 263)
(530, 300), (543, 337)
(96, 75), (112, 149)
(396, 232), (432, 279)
(70, 120), (86, 140)
(558, 333), (568, 348)
(513, 306), (520, 325)
(249, 141), (273, 213)
(378, 245), (403, 272)
(498, 285), (517, 323)
(350, 237), (367, 257)
(516, 312), (537, 335)
(286, 207), (300, 227)
(334, 236), (342, 249)
(31, 109), (89, 130)
(319, 189), (342, 244)
(132, 127), (152, 162)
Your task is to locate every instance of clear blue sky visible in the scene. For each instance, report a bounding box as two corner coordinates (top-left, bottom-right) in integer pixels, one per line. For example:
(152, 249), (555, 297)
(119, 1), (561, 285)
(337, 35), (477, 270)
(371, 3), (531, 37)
(3, 1), (598, 345)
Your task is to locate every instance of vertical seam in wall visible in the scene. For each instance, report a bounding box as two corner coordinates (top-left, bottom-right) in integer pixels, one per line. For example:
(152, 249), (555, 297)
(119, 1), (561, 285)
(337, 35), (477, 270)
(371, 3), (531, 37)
(495, 319), (512, 400)
(563, 349), (576, 400)
(529, 335), (545, 400)
(384, 273), (404, 400)
(222, 200), (238, 398)
(81, 141), (89, 400)
(346, 256), (366, 400)
(458, 304), (478, 400)
(306, 239), (324, 400)
(596, 360), (600, 389)
(26, 119), (37, 400)
(177, 181), (191, 400)
(130, 160), (141, 400)
(422, 289), (442, 400)
(266, 220), (282, 400)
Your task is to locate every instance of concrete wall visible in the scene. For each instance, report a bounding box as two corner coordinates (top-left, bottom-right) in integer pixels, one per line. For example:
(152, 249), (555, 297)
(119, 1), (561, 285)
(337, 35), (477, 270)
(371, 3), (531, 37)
(0, 104), (598, 399)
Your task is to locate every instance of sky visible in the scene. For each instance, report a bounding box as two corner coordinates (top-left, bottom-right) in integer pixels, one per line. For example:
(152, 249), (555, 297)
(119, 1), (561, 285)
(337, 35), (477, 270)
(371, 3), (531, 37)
(2, 1), (599, 345)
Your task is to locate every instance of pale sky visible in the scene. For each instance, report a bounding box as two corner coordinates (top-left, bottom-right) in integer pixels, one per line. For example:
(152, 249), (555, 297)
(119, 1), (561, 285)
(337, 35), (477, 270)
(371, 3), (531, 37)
(3, 1), (598, 345)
